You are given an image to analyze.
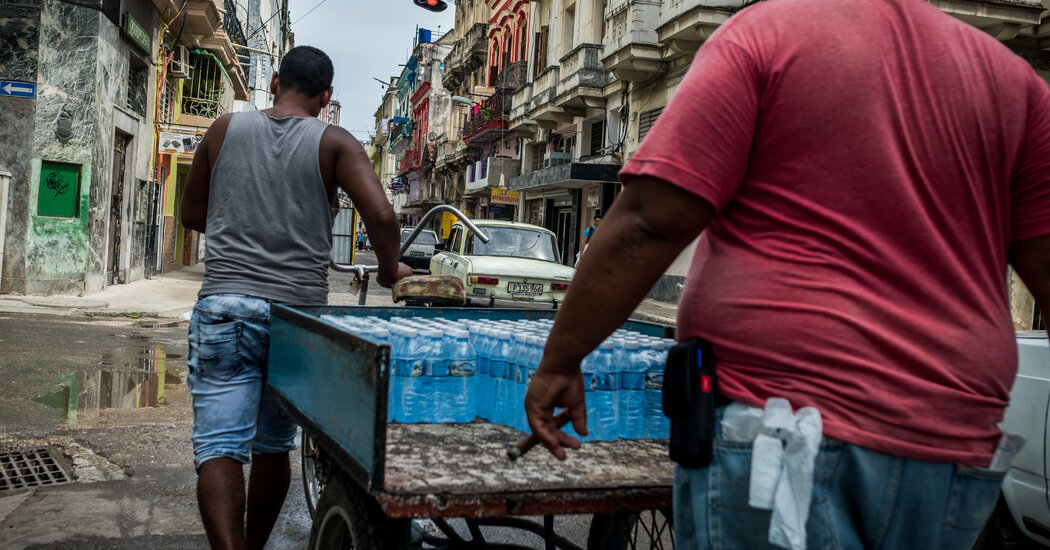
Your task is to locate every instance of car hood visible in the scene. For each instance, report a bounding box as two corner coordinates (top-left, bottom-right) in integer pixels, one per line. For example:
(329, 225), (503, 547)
(466, 255), (575, 280)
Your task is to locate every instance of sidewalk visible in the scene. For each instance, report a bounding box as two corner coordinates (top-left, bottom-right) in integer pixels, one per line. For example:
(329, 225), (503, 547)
(0, 265), (679, 326)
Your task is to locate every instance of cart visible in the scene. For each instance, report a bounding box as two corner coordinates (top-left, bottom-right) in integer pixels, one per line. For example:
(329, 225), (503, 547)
(268, 304), (677, 549)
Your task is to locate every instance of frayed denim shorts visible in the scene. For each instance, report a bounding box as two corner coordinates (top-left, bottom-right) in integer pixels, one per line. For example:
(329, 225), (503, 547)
(187, 294), (298, 472)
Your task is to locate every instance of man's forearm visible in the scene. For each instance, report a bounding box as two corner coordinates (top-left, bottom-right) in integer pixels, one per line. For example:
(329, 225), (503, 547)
(363, 210), (401, 281)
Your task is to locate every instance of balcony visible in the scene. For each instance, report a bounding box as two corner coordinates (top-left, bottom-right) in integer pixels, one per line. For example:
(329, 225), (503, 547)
(399, 149), (422, 174)
(603, 0), (663, 80)
(462, 88), (511, 142)
(388, 118), (412, 152)
(179, 51), (234, 127)
(494, 60), (528, 90)
(656, 0), (738, 60)
(160, 0), (222, 43)
(554, 44), (609, 105)
(197, 30), (250, 100)
(466, 157), (521, 191)
(442, 23), (489, 91)
(508, 84), (538, 138)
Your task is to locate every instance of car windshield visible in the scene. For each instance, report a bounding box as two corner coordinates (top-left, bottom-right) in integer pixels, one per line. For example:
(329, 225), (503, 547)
(401, 230), (437, 245)
(467, 227), (559, 262)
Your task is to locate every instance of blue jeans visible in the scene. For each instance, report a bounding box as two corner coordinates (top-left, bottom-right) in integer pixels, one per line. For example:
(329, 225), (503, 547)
(187, 294), (298, 472)
(675, 407), (1004, 549)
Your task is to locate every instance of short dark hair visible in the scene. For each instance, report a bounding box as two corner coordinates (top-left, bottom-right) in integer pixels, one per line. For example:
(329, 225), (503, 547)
(278, 46), (333, 97)
(594, 212), (603, 219)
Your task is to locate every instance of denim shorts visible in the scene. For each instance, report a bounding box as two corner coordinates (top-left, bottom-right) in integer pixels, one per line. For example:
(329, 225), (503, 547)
(674, 406), (1005, 549)
(187, 294), (298, 472)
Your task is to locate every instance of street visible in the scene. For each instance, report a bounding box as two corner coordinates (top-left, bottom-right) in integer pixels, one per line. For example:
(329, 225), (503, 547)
(0, 264), (628, 549)
(0, 313), (312, 549)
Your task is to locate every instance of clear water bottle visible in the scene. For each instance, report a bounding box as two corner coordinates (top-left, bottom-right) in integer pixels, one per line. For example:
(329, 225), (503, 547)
(444, 328), (477, 423)
(643, 340), (671, 438)
(392, 327), (423, 423)
(589, 341), (618, 440)
(415, 329), (446, 422)
(490, 330), (513, 426)
(619, 339), (646, 439)
(474, 327), (491, 421)
(510, 333), (530, 431)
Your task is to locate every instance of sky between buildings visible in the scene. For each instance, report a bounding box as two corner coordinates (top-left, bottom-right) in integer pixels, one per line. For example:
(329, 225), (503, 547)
(288, 0), (457, 142)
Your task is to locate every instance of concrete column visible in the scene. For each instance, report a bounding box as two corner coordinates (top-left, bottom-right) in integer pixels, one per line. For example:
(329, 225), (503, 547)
(0, 170), (9, 291)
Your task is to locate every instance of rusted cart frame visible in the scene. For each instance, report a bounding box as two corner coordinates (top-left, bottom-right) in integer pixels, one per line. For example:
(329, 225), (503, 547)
(269, 304), (676, 549)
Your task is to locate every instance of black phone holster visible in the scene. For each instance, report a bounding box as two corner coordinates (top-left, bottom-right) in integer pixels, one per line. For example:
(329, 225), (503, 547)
(661, 339), (717, 468)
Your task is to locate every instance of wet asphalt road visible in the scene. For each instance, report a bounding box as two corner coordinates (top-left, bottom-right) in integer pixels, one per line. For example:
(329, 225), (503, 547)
(0, 272), (640, 549)
(0, 313), (312, 549)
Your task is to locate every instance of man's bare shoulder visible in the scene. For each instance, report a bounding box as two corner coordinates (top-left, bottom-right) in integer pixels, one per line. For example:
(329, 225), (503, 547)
(320, 124), (365, 154)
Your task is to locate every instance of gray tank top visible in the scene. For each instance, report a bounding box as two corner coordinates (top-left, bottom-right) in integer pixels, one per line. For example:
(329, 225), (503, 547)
(199, 110), (332, 305)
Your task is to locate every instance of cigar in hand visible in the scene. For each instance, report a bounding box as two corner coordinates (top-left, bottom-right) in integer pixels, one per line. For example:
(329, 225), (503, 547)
(507, 409), (574, 461)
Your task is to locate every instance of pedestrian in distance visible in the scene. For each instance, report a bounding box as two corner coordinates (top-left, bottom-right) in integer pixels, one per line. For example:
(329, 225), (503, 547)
(575, 212), (602, 267)
(180, 45), (412, 550)
(524, 0), (1050, 548)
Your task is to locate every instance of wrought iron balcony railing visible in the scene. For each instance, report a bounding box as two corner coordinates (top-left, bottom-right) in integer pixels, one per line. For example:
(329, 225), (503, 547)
(180, 51), (233, 119)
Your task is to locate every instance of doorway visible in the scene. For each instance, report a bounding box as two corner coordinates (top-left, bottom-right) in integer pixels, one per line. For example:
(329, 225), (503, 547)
(107, 133), (130, 285)
(554, 206), (574, 265)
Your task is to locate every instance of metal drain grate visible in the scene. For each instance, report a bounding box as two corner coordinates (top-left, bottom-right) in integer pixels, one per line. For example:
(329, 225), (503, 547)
(0, 448), (73, 490)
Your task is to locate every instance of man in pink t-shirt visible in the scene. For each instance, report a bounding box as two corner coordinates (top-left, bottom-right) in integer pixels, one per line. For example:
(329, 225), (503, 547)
(524, 0), (1050, 547)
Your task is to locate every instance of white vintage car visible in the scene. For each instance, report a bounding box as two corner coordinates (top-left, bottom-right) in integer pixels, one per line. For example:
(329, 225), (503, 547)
(429, 220), (575, 307)
(975, 330), (1050, 548)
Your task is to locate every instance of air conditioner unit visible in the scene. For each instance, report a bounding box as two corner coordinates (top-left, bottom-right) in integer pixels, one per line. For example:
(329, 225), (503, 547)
(543, 152), (572, 169)
(168, 45), (191, 79)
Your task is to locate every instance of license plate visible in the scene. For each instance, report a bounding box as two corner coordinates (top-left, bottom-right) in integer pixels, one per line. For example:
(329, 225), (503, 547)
(507, 282), (543, 296)
(410, 251), (424, 256)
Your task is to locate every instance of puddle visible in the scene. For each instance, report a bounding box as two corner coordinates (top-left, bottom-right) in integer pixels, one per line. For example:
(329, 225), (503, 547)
(32, 342), (181, 425)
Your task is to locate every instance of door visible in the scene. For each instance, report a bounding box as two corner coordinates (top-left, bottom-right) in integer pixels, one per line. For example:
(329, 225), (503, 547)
(554, 207), (573, 265)
(331, 208), (355, 265)
(108, 133), (129, 285)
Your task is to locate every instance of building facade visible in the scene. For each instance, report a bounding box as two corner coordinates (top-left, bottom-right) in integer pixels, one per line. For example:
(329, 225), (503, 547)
(0, 0), (289, 296)
(385, 0), (1050, 313)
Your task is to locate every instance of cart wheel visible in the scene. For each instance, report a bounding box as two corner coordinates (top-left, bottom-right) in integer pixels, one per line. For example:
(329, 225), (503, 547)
(301, 434), (329, 518)
(309, 471), (410, 550)
(587, 509), (675, 550)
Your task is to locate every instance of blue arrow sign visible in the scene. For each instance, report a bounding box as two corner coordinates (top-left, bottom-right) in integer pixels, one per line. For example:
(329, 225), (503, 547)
(0, 81), (36, 98)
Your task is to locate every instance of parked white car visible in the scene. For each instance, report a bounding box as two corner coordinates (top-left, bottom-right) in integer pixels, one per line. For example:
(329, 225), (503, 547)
(430, 220), (575, 307)
(976, 330), (1050, 548)
(399, 228), (438, 271)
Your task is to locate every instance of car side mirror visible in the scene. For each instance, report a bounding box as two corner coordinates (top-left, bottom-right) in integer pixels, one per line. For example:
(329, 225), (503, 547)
(435, 242), (446, 251)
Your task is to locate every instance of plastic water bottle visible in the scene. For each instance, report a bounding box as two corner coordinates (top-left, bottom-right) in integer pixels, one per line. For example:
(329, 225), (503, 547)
(444, 328), (477, 422)
(490, 331), (513, 426)
(510, 333), (530, 430)
(619, 339), (646, 439)
(392, 327), (423, 423)
(414, 329), (445, 422)
(643, 340), (671, 438)
(474, 327), (492, 421)
(590, 341), (618, 440)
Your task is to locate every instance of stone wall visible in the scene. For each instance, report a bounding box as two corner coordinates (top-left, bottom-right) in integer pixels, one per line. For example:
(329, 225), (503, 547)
(0, 0), (41, 293)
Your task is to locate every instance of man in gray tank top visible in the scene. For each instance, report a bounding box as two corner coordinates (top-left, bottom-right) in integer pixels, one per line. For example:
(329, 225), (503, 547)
(180, 46), (411, 550)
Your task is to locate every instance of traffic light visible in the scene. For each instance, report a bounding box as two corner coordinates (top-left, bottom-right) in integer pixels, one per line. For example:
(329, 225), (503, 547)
(413, 0), (448, 12)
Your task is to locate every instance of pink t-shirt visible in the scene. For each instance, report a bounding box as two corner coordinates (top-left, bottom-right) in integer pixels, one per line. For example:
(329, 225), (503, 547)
(620, 0), (1050, 465)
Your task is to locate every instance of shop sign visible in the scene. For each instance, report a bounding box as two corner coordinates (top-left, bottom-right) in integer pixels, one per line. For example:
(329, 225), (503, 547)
(122, 13), (152, 54)
(440, 211), (459, 239)
(158, 124), (204, 156)
(490, 187), (520, 206)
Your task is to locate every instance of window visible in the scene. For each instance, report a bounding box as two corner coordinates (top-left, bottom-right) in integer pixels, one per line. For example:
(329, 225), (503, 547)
(533, 26), (549, 79)
(638, 107), (664, 142)
(563, 4), (576, 56)
(467, 227), (558, 262)
(589, 120), (605, 156)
